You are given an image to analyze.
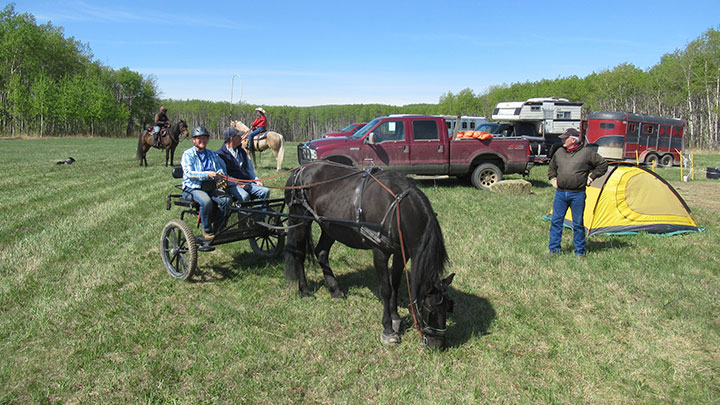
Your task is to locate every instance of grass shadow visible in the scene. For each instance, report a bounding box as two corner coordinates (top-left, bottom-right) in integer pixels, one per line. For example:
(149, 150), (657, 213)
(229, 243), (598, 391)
(445, 286), (496, 348)
(192, 251), (284, 283)
(412, 177), (470, 189)
(586, 238), (632, 252)
(331, 264), (496, 348)
(527, 178), (552, 189)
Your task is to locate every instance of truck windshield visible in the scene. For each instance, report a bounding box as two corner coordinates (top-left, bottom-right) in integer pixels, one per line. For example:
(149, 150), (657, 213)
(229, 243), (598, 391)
(340, 123), (357, 132)
(351, 119), (380, 139)
(477, 123), (500, 133)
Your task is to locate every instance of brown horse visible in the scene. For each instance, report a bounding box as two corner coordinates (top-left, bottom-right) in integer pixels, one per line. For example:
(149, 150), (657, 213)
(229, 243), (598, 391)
(230, 120), (285, 171)
(136, 120), (189, 167)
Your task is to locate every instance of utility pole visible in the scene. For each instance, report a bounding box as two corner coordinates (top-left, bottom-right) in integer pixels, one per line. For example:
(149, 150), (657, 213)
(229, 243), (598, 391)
(231, 74), (242, 104)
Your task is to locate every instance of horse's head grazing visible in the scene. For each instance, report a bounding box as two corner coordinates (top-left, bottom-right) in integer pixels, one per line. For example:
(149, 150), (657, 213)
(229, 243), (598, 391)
(418, 273), (455, 349)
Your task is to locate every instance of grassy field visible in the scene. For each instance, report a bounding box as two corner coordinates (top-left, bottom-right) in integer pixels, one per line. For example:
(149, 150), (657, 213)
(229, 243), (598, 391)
(1, 137), (718, 403)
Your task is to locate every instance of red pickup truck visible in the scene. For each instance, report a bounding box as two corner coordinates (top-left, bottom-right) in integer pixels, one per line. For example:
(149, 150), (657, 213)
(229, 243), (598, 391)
(297, 115), (531, 189)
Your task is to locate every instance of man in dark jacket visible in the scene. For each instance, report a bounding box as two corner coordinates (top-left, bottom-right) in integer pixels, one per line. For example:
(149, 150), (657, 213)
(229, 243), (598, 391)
(547, 128), (608, 257)
(216, 126), (270, 203)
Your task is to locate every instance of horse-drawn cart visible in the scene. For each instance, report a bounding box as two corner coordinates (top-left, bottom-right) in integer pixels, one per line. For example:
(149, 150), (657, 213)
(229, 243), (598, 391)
(159, 162), (455, 348)
(160, 168), (286, 280)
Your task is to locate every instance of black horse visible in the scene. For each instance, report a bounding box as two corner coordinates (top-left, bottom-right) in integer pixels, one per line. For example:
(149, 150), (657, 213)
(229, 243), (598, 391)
(284, 162), (455, 348)
(136, 120), (189, 167)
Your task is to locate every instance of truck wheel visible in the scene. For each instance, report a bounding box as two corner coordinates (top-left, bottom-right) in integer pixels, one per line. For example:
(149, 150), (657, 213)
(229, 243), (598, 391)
(471, 163), (503, 190)
(645, 153), (659, 167)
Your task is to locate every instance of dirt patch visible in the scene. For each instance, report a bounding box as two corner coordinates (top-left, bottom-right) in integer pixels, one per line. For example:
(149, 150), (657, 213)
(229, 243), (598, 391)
(670, 181), (720, 212)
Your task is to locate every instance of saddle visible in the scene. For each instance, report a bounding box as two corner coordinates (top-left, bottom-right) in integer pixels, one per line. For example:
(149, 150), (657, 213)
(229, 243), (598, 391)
(253, 128), (268, 142)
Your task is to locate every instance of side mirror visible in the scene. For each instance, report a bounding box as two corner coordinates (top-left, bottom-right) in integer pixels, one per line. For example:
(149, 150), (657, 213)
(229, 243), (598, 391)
(365, 132), (376, 144)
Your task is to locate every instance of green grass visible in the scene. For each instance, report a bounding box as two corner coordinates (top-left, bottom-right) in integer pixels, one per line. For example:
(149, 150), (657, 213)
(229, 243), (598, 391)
(1, 137), (719, 403)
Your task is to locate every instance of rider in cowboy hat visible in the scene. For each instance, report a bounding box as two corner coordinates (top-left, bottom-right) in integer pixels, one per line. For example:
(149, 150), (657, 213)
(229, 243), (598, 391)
(247, 107), (267, 152)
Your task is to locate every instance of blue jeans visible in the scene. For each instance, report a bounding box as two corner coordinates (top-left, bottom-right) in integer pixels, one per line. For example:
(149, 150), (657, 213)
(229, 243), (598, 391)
(248, 127), (265, 149)
(227, 183), (270, 203)
(549, 190), (587, 255)
(182, 188), (231, 233)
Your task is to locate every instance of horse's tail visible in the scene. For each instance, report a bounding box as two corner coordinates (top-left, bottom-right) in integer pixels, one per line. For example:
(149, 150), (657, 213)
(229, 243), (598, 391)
(275, 133), (285, 171)
(408, 191), (448, 300)
(136, 131), (145, 161)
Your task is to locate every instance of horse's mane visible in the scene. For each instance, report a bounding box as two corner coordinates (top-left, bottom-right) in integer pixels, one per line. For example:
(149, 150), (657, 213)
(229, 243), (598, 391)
(232, 120), (250, 132)
(371, 169), (448, 300)
(407, 186), (448, 301)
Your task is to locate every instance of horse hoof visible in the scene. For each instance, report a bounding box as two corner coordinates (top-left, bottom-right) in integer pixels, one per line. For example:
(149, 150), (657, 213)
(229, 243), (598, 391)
(392, 318), (402, 333)
(331, 290), (346, 299)
(300, 291), (314, 298)
(380, 332), (401, 345)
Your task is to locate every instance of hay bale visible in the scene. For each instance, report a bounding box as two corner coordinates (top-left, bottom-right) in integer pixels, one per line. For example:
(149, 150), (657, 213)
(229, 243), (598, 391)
(489, 179), (531, 195)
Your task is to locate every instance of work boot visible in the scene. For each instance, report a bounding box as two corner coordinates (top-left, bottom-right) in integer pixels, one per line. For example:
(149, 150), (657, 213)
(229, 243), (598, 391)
(202, 230), (214, 240)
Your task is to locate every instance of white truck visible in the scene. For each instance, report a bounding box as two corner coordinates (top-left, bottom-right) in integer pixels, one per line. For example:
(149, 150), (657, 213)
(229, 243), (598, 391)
(486, 98), (582, 162)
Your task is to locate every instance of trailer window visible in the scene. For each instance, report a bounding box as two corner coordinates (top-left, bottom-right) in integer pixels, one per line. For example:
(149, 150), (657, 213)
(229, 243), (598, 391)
(628, 123), (637, 133)
(413, 120), (439, 141)
(599, 123), (615, 129)
(642, 125), (655, 134)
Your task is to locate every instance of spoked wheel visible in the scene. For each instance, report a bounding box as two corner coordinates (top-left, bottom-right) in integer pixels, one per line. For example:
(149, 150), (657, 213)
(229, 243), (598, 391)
(249, 209), (285, 258)
(160, 219), (198, 281)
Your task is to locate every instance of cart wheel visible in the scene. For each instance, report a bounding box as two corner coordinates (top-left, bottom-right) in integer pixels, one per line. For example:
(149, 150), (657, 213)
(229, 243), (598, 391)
(249, 210), (286, 258)
(160, 219), (198, 281)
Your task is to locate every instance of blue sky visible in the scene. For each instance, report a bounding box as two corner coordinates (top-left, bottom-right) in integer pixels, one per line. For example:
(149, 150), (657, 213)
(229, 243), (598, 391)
(12, 0), (720, 106)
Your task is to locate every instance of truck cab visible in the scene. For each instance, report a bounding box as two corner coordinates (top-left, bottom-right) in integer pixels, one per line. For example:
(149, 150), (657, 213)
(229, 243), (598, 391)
(298, 115), (531, 190)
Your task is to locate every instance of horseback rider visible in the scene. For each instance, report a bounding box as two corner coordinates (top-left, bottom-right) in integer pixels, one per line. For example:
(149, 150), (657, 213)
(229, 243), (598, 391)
(153, 106), (171, 148)
(247, 107), (267, 152)
(181, 126), (231, 240)
(216, 126), (270, 203)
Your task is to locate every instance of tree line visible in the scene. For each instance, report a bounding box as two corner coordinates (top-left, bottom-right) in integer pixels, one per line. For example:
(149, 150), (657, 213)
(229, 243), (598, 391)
(1, 4), (717, 149)
(437, 28), (720, 149)
(0, 4), (158, 137)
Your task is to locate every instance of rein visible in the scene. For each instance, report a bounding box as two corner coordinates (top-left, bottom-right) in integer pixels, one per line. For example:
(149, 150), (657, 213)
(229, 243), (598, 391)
(366, 172), (424, 341)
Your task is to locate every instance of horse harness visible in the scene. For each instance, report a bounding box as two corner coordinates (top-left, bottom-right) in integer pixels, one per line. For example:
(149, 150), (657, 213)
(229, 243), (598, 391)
(288, 166), (408, 252)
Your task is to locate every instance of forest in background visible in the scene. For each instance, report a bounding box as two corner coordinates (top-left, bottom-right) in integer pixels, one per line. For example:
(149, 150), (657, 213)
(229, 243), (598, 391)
(1, 4), (718, 148)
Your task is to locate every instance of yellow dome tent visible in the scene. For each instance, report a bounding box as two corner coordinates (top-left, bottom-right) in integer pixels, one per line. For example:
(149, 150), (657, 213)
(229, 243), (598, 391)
(546, 162), (700, 236)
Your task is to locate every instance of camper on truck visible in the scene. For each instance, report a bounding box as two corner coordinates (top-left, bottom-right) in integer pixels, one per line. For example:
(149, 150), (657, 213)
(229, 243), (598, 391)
(488, 98), (583, 163)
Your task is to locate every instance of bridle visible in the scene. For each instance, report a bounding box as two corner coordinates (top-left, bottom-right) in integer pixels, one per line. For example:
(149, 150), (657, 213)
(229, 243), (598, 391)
(412, 291), (452, 345)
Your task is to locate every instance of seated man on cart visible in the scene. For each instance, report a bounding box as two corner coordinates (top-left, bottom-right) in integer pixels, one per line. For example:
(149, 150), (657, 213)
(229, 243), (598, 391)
(216, 126), (270, 204)
(181, 126), (231, 240)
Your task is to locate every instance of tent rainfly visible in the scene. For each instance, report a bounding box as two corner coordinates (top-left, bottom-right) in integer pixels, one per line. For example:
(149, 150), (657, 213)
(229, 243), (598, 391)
(546, 162), (700, 236)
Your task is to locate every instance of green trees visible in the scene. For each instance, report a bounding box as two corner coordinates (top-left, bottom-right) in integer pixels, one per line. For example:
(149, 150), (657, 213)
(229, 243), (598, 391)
(437, 28), (720, 149)
(0, 3), (716, 149)
(0, 4), (157, 137)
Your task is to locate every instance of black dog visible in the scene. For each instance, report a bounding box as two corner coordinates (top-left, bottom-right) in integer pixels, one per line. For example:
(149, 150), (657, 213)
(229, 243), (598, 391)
(56, 157), (75, 165)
